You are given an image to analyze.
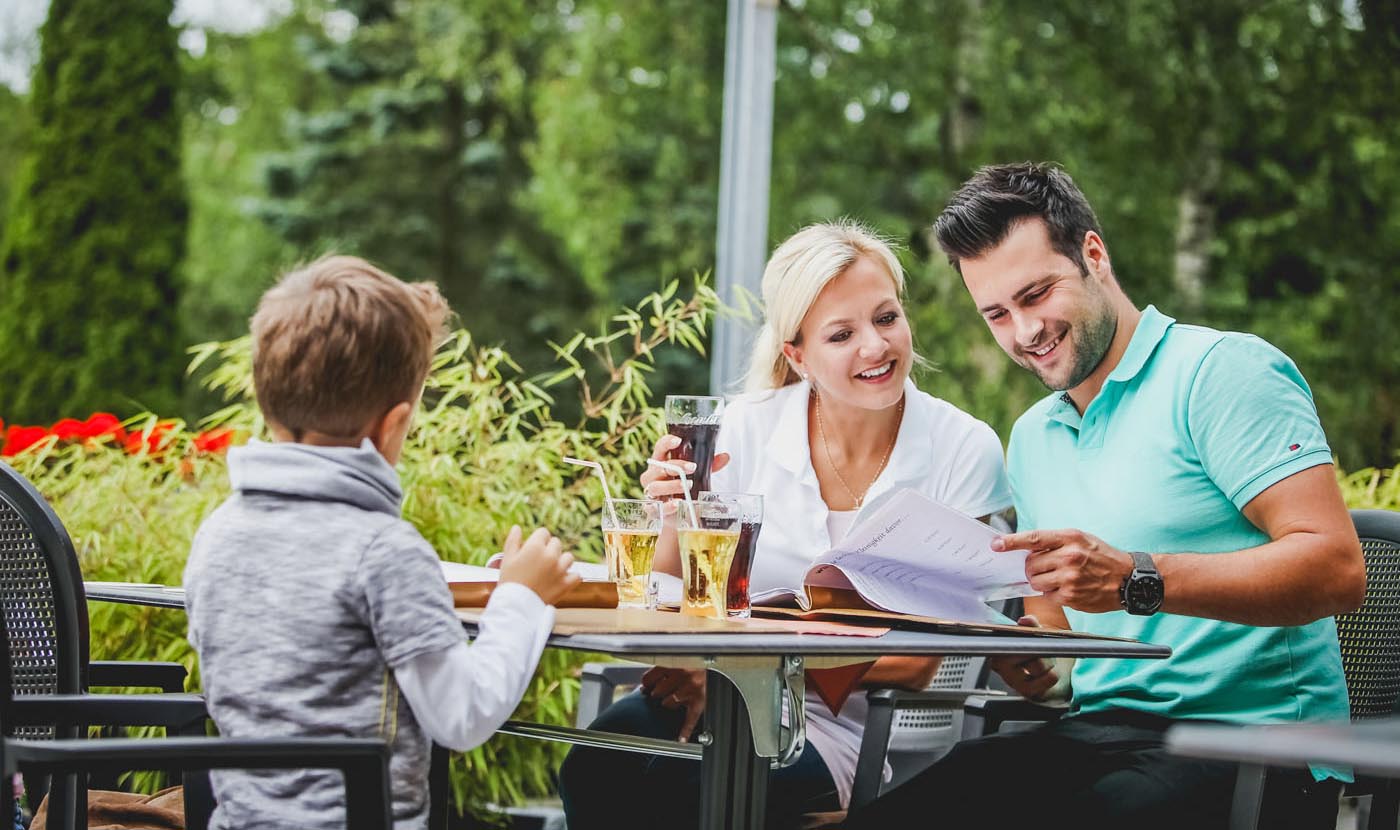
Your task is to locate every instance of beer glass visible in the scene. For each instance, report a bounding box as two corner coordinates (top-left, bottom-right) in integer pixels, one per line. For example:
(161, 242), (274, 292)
(700, 492), (763, 618)
(664, 395), (725, 494)
(676, 495), (741, 619)
(601, 499), (662, 609)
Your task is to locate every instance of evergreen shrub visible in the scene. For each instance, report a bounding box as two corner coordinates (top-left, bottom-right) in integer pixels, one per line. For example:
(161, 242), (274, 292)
(0, 0), (187, 421)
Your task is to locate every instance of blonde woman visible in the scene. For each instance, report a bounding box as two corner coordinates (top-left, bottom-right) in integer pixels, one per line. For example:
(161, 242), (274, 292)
(560, 221), (1049, 828)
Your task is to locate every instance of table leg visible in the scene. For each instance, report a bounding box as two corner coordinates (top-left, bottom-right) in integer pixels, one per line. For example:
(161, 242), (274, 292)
(700, 670), (768, 830)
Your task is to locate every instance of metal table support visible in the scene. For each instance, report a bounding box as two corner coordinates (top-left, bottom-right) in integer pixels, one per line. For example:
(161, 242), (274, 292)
(703, 670), (768, 828)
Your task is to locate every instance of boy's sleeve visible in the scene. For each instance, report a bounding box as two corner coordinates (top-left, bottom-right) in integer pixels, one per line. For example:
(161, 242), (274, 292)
(1187, 334), (1334, 510)
(354, 521), (465, 668)
(394, 582), (554, 752)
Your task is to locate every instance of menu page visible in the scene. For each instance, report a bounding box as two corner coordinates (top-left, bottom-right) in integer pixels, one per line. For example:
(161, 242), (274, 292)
(802, 489), (1037, 620)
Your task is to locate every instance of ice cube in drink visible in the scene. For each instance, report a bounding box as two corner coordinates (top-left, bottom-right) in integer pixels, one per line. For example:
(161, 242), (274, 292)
(604, 529), (660, 608)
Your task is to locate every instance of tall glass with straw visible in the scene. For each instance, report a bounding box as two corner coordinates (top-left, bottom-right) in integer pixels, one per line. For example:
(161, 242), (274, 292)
(600, 499), (661, 608)
(646, 458), (740, 618)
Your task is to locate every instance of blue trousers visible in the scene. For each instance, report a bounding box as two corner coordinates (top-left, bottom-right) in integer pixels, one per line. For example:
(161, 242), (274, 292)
(559, 692), (841, 830)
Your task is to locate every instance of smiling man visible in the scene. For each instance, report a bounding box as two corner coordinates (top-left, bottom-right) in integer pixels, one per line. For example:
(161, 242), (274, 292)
(845, 163), (1365, 830)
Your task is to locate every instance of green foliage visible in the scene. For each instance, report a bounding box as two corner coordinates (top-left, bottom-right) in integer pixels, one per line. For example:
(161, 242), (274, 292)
(251, 1), (598, 382)
(1338, 463), (1400, 511)
(0, 0), (187, 422)
(0, 84), (30, 233)
(9, 279), (716, 816)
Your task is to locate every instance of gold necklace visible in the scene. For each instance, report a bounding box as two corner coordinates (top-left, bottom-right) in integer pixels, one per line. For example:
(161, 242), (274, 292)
(814, 393), (904, 509)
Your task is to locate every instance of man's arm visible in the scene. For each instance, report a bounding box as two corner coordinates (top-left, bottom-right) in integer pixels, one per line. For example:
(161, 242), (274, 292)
(996, 464), (1365, 626)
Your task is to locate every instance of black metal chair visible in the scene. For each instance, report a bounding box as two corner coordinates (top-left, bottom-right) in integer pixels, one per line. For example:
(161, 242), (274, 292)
(0, 460), (394, 830)
(1227, 508), (1400, 830)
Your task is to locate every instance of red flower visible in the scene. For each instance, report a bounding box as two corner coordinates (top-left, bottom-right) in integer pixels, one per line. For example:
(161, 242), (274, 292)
(124, 422), (175, 456)
(51, 418), (87, 441)
(2, 425), (53, 457)
(82, 413), (127, 442)
(192, 428), (234, 454)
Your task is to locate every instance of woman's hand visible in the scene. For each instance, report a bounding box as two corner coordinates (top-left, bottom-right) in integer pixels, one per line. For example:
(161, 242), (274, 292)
(640, 666), (707, 742)
(987, 615), (1059, 700)
(640, 434), (730, 500)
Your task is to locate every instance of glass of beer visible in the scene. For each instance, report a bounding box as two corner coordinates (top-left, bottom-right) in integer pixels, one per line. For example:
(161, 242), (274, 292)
(676, 496), (742, 619)
(700, 492), (763, 618)
(601, 499), (662, 609)
(665, 395), (725, 494)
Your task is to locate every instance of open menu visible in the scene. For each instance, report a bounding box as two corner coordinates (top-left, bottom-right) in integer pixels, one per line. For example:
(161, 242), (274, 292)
(750, 488), (1039, 626)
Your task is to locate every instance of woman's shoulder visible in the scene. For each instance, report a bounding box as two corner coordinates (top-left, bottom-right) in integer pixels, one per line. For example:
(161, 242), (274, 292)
(723, 383), (802, 423)
(906, 386), (1000, 441)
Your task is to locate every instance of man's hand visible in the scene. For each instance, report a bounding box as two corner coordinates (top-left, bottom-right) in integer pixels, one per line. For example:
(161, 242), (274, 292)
(498, 525), (581, 606)
(993, 529), (1135, 613)
(987, 615), (1059, 700)
(640, 667), (707, 742)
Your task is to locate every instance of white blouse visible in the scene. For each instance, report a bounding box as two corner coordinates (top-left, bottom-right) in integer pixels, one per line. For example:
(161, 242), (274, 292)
(710, 379), (1012, 808)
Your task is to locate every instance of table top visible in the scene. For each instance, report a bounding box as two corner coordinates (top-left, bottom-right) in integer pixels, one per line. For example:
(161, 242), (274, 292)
(84, 582), (1172, 661)
(1167, 718), (1400, 778)
(85, 583), (187, 609)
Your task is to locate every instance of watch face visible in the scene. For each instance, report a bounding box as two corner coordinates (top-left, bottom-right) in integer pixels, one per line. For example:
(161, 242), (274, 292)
(1125, 574), (1164, 614)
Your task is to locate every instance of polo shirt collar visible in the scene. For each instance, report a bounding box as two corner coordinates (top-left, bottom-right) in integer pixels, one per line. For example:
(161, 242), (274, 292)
(766, 378), (931, 487)
(1045, 304), (1174, 427)
(1107, 304), (1174, 385)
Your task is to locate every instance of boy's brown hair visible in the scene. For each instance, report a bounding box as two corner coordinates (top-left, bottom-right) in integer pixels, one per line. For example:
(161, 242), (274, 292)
(251, 255), (450, 439)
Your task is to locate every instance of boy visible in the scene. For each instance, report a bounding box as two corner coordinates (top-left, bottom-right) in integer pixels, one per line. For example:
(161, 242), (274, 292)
(184, 256), (580, 829)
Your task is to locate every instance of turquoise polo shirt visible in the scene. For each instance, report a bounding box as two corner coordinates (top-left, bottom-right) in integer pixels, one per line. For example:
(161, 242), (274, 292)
(1006, 306), (1350, 743)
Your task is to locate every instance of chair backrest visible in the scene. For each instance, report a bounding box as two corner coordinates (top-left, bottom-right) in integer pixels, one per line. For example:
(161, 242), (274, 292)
(884, 655), (986, 754)
(1337, 508), (1400, 720)
(0, 462), (90, 739)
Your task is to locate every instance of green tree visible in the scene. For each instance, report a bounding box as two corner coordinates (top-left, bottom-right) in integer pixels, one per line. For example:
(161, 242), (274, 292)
(0, 0), (187, 421)
(0, 85), (30, 234)
(178, 7), (338, 414)
(254, 0), (594, 377)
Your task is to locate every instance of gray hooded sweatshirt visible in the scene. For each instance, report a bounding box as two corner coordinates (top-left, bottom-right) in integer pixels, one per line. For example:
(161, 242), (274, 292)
(184, 440), (465, 830)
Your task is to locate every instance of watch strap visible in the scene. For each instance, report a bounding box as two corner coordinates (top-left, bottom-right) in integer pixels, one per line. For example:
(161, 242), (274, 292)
(1129, 550), (1158, 575)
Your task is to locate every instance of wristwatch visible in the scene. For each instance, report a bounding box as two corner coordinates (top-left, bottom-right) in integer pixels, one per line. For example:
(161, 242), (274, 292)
(1119, 551), (1164, 616)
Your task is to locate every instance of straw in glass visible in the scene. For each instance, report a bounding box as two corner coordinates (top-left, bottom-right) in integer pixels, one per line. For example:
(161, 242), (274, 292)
(647, 458), (698, 526)
(563, 456), (619, 527)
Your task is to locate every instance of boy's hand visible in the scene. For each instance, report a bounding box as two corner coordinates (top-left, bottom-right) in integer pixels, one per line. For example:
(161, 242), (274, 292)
(498, 525), (581, 606)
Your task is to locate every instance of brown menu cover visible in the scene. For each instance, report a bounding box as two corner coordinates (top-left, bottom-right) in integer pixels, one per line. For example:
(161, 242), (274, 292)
(751, 604), (1134, 641)
(450, 580), (618, 609)
(455, 606), (815, 635)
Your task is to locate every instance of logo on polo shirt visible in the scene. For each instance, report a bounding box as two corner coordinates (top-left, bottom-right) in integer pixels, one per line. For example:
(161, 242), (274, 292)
(1288, 443), (1301, 451)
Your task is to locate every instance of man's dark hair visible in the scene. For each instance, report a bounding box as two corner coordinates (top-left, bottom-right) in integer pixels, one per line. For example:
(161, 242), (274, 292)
(933, 162), (1102, 275)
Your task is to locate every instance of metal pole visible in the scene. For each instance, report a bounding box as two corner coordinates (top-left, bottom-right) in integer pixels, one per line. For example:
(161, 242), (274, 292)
(699, 670), (769, 830)
(711, 0), (778, 395)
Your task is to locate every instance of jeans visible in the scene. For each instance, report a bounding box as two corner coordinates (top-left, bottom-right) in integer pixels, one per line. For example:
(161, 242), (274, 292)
(559, 691), (841, 830)
(843, 709), (1342, 830)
